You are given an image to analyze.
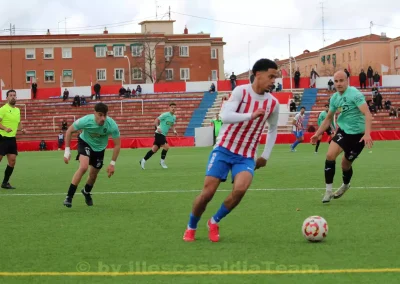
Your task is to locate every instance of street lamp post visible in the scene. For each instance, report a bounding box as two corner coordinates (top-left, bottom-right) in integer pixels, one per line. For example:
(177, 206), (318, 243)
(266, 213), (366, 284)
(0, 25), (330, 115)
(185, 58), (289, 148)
(124, 55), (131, 85)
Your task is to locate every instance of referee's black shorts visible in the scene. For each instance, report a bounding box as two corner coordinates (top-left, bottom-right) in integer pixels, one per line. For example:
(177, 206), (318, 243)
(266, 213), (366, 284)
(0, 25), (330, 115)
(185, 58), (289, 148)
(0, 136), (18, 156)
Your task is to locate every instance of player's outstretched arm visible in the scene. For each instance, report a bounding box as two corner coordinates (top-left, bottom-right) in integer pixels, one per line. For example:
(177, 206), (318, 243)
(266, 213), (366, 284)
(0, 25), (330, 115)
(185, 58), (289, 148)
(256, 104), (280, 170)
(107, 137), (121, 178)
(63, 124), (78, 164)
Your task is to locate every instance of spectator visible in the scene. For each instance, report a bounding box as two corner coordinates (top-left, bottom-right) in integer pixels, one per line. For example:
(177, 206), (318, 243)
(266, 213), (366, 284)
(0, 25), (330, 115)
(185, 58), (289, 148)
(39, 140), (46, 151)
(389, 107), (397, 119)
(294, 68), (300, 89)
(93, 82), (101, 100)
(289, 100), (297, 112)
(276, 82), (282, 92)
(375, 91), (383, 111)
(80, 95), (87, 105)
(373, 72), (381, 87)
(309, 69), (319, 88)
(229, 72), (237, 90)
(58, 131), (64, 150)
(72, 95), (80, 107)
(136, 85), (142, 96)
(385, 100), (392, 110)
(367, 66), (374, 87)
(126, 87), (132, 97)
(61, 119), (68, 131)
(32, 82), (38, 99)
(63, 88), (69, 101)
(209, 83), (216, 93)
(359, 69), (367, 89)
(367, 100), (377, 114)
(119, 86), (126, 97)
(328, 79), (334, 91)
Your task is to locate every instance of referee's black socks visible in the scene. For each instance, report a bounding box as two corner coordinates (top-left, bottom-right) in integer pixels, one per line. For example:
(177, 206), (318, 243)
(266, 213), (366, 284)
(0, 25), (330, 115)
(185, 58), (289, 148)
(3, 165), (14, 184)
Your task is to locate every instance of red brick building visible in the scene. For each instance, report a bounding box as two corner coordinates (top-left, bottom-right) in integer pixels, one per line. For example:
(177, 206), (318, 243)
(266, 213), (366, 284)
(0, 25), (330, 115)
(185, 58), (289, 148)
(0, 20), (225, 90)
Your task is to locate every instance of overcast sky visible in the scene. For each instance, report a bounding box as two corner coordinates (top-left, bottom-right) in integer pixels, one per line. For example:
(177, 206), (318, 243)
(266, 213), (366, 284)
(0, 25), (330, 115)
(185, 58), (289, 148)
(1, 0), (399, 75)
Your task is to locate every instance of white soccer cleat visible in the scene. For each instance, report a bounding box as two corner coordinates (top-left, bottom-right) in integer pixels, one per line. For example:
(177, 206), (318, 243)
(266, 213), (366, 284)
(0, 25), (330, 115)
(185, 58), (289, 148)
(333, 184), (350, 199)
(322, 190), (333, 203)
(160, 161), (168, 169)
(139, 159), (146, 170)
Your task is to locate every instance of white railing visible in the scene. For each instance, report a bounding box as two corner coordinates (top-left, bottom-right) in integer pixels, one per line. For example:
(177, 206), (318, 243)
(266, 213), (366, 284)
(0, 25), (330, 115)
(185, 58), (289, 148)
(53, 115), (76, 132)
(16, 104), (27, 119)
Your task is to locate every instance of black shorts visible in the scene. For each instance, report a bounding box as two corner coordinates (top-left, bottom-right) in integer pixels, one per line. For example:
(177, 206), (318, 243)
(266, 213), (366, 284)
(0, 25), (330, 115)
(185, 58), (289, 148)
(0, 136), (18, 156)
(153, 133), (167, 147)
(332, 128), (365, 162)
(75, 136), (105, 169)
(325, 127), (333, 135)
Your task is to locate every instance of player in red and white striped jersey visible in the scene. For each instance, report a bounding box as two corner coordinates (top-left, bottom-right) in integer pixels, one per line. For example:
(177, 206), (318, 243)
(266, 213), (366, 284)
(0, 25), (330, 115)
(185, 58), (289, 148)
(290, 107), (305, 151)
(183, 59), (280, 242)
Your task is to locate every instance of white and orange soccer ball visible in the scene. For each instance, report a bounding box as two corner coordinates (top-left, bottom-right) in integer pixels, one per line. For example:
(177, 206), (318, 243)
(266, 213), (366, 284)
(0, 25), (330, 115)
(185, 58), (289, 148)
(302, 216), (328, 242)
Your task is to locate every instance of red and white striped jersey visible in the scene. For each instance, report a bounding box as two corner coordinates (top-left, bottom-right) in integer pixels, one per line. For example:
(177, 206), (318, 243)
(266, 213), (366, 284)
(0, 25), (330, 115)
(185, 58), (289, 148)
(216, 84), (280, 159)
(292, 113), (305, 132)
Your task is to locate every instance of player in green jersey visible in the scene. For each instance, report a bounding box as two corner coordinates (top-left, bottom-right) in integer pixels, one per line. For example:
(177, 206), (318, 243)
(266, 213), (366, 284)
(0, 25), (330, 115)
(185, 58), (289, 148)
(139, 102), (177, 169)
(314, 104), (336, 153)
(63, 103), (121, 208)
(311, 71), (373, 203)
(210, 114), (223, 145)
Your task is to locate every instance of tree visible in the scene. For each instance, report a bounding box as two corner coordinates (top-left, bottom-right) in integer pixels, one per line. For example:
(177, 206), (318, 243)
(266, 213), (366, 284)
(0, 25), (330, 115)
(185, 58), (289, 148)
(131, 33), (179, 83)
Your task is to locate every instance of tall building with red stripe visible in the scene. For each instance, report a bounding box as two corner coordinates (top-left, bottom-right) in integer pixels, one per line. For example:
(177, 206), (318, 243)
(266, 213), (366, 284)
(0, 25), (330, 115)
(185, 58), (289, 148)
(216, 84), (280, 158)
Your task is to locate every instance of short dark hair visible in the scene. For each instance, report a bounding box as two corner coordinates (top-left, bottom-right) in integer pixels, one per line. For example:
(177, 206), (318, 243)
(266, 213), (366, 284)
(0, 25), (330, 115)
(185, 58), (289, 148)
(169, 102), (176, 106)
(94, 103), (108, 115)
(6, 90), (16, 97)
(300, 106), (306, 110)
(252, 59), (278, 76)
(325, 104), (329, 107)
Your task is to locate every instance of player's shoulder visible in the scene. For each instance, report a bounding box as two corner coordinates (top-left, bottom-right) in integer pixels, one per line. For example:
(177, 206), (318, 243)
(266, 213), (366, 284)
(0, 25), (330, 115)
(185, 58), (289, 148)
(348, 86), (364, 97)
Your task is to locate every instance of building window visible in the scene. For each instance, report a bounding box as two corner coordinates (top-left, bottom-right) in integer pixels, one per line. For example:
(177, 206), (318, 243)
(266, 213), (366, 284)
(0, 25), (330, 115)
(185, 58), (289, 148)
(96, 69), (106, 81)
(211, 49), (217, 59)
(62, 69), (73, 82)
(43, 48), (54, 59)
(132, 68), (142, 80)
(165, 46), (173, 57)
(179, 46), (189, 57)
(131, 45), (142, 57)
(26, 70), (36, 83)
(348, 52), (351, 61)
(354, 51), (357, 60)
(395, 48), (399, 59)
(96, 47), (107, 57)
(114, 68), (124, 81)
(62, 47), (72, 59)
(180, 68), (190, 80)
(211, 70), (218, 80)
(165, 69), (173, 80)
(342, 53), (345, 62)
(25, 48), (35, 59)
(44, 70), (55, 82)
(113, 46), (124, 57)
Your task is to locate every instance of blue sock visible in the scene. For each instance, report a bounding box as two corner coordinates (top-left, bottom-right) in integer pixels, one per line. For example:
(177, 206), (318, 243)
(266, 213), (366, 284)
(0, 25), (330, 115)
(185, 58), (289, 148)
(292, 140), (300, 149)
(212, 203), (231, 223)
(188, 213), (200, 229)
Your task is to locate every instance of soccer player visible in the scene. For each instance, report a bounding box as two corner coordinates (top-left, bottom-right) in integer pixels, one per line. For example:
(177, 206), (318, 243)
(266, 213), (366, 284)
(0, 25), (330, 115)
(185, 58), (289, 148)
(63, 103), (121, 208)
(183, 58), (280, 242)
(139, 102), (177, 169)
(210, 114), (223, 145)
(0, 90), (26, 189)
(311, 70), (373, 203)
(314, 104), (335, 153)
(290, 106), (305, 152)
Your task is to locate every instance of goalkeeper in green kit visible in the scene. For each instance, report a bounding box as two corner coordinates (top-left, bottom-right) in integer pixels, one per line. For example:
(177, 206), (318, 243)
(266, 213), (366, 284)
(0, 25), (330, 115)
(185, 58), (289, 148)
(210, 114), (223, 145)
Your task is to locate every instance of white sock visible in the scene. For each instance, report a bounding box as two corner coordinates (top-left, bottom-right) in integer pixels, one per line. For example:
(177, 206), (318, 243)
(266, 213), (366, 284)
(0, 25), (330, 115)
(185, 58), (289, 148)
(210, 217), (217, 224)
(161, 159), (165, 163)
(326, 184), (333, 192)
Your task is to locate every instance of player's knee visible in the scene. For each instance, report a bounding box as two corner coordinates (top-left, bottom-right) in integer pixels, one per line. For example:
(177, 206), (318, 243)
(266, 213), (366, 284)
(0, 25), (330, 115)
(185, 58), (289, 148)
(163, 144), (170, 151)
(8, 159), (16, 167)
(79, 164), (89, 173)
(151, 146), (159, 152)
(341, 157), (352, 170)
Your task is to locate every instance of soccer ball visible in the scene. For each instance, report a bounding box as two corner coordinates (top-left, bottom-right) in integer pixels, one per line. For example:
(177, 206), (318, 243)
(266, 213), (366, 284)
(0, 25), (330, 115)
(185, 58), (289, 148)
(302, 216), (328, 242)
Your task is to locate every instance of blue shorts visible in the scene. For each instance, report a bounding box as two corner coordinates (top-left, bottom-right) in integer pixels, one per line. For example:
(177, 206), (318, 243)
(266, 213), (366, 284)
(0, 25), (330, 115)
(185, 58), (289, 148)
(292, 130), (303, 138)
(205, 146), (255, 183)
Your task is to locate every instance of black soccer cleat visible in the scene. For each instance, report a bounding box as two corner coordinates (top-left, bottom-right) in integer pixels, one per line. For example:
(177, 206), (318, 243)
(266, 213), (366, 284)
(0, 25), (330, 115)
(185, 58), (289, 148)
(1, 183), (15, 189)
(81, 189), (93, 206)
(63, 197), (72, 208)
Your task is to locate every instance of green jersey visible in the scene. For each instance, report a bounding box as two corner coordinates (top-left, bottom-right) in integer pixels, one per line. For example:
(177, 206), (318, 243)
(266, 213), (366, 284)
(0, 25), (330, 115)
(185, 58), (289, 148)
(157, 112), (176, 136)
(73, 114), (120, 151)
(318, 111), (335, 129)
(211, 119), (223, 136)
(329, 87), (366, 134)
